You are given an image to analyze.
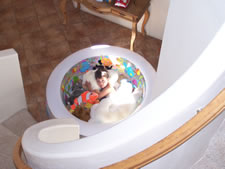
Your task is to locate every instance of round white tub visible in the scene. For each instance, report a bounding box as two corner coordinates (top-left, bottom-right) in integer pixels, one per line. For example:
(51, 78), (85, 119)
(46, 45), (156, 136)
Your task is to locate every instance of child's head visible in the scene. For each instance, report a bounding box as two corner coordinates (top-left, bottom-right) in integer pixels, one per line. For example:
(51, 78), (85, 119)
(95, 67), (109, 89)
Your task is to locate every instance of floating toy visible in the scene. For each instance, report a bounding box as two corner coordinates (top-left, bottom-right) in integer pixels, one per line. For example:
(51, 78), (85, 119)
(70, 91), (99, 110)
(67, 81), (86, 105)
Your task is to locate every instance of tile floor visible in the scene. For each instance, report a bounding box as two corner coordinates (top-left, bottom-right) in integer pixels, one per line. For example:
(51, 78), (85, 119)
(0, 0), (162, 122)
(0, 109), (36, 169)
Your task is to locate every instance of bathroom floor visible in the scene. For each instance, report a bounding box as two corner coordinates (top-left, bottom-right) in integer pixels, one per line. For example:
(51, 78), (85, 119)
(0, 0), (162, 122)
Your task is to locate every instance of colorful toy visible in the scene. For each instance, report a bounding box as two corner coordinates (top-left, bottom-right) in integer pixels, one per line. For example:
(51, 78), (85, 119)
(114, 0), (130, 8)
(67, 80), (85, 105)
(123, 62), (135, 78)
(132, 79), (137, 87)
(70, 91), (99, 110)
(80, 61), (90, 72)
(93, 59), (112, 70)
(96, 0), (111, 3)
(136, 69), (140, 76)
(101, 56), (113, 67)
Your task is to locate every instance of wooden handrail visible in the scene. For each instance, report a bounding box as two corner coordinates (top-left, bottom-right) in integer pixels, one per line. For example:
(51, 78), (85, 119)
(102, 88), (225, 169)
(13, 89), (225, 169)
(13, 137), (32, 169)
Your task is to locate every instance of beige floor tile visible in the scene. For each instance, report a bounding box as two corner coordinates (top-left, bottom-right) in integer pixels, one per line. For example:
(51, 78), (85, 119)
(0, 125), (18, 157)
(2, 109), (36, 137)
(0, 154), (17, 169)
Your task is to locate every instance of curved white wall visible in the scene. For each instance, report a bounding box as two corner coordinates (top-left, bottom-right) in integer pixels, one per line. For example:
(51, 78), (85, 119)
(153, 0), (225, 98)
(147, 0), (170, 39)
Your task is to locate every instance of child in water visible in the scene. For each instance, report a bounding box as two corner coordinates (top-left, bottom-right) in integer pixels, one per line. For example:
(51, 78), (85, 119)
(84, 67), (115, 101)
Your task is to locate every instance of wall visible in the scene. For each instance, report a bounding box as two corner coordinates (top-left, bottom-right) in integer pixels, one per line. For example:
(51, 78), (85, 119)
(0, 49), (27, 123)
(152, 0), (225, 98)
(147, 0), (170, 39)
(73, 0), (170, 40)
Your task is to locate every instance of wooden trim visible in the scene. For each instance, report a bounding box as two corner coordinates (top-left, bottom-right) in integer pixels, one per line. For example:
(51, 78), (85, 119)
(60, 0), (67, 24)
(111, 9), (133, 21)
(102, 88), (225, 169)
(81, 0), (112, 13)
(141, 10), (150, 36)
(130, 21), (137, 51)
(13, 137), (32, 169)
(13, 89), (225, 169)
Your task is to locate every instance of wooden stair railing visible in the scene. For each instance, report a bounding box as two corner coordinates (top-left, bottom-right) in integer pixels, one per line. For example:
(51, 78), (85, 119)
(102, 88), (225, 169)
(13, 89), (225, 169)
(13, 137), (31, 169)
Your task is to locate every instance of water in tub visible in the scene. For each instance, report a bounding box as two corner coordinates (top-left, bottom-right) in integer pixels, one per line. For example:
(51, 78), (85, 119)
(89, 79), (142, 123)
(62, 56), (145, 123)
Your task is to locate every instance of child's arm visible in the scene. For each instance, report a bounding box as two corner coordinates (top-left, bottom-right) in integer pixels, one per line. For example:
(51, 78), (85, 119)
(98, 83), (114, 100)
(83, 81), (113, 100)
